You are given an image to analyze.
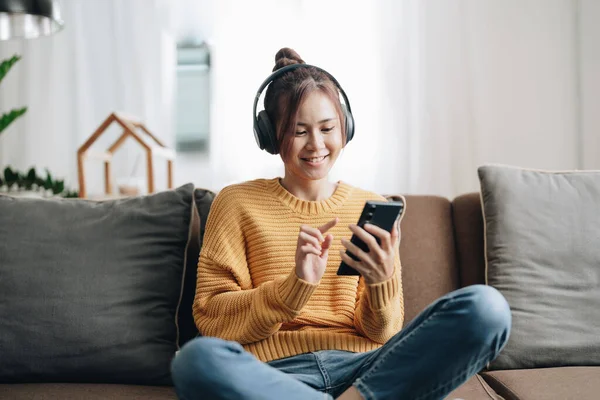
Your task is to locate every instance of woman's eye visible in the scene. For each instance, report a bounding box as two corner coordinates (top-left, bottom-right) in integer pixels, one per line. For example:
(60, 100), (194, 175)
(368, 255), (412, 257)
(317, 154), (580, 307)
(295, 131), (307, 136)
(322, 127), (334, 133)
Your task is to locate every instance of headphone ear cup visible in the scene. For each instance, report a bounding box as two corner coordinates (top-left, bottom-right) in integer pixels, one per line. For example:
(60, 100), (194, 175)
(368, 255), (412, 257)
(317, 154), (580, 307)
(342, 104), (355, 144)
(256, 110), (279, 154)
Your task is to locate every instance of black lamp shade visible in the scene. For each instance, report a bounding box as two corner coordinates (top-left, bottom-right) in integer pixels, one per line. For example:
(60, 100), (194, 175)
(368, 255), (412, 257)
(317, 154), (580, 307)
(0, 0), (64, 40)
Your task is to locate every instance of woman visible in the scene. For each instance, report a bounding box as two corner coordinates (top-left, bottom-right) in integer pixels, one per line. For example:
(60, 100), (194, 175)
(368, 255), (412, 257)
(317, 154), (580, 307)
(171, 48), (511, 400)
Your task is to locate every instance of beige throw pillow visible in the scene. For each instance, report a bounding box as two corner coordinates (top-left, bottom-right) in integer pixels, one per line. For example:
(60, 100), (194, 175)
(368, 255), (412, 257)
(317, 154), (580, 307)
(478, 165), (600, 370)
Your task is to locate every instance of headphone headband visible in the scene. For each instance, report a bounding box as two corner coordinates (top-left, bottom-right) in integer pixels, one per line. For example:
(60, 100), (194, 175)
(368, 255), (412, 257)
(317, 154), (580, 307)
(253, 64), (352, 117)
(252, 63), (355, 154)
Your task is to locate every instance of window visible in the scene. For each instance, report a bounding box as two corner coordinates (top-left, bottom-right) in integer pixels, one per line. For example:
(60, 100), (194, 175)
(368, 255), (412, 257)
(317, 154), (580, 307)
(175, 41), (210, 152)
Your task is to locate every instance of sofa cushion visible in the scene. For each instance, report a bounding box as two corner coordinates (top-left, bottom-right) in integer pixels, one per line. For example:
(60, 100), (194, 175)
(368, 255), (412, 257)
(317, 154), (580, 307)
(388, 195), (460, 325)
(478, 165), (600, 369)
(481, 367), (600, 400)
(0, 377), (500, 400)
(445, 375), (502, 400)
(178, 188), (216, 347)
(0, 185), (194, 385)
(0, 383), (177, 400)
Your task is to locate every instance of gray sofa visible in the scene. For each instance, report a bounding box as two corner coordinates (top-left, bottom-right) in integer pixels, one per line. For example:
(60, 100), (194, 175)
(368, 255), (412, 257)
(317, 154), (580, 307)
(0, 186), (597, 399)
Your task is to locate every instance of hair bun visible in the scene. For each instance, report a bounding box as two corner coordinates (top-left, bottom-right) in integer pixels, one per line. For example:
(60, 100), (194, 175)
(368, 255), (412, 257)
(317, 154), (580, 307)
(273, 47), (305, 71)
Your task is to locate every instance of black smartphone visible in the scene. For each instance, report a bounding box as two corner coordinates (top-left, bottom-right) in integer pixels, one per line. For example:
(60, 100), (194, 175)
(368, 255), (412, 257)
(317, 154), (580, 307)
(337, 200), (405, 276)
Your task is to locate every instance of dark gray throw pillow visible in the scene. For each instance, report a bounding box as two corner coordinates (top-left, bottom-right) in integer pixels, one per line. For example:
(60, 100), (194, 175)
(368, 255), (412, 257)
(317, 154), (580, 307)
(0, 184), (194, 385)
(478, 165), (600, 370)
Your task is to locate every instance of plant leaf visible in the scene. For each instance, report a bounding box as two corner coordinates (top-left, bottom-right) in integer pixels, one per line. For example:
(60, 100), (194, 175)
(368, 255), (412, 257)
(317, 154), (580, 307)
(21, 168), (35, 189)
(0, 55), (21, 85)
(4, 167), (17, 182)
(62, 189), (79, 198)
(26, 167), (37, 181)
(4, 166), (17, 184)
(52, 180), (64, 194)
(0, 107), (27, 134)
(44, 174), (53, 190)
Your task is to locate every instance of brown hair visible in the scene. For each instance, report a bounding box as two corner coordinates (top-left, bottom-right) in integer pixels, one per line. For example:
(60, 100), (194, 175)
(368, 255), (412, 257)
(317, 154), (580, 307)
(264, 48), (347, 160)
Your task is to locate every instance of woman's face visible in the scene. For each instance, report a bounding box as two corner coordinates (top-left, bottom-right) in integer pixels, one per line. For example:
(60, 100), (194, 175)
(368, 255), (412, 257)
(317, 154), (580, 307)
(281, 90), (343, 183)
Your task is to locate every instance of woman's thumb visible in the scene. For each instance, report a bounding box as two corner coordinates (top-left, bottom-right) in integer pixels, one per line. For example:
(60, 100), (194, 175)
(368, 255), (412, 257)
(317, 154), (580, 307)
(320, 234), (333, 257)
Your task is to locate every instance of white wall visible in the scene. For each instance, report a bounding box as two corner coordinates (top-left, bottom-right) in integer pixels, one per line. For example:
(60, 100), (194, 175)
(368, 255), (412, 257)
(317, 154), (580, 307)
(467, 0), (579, 170)
(406, 0), (580, 196)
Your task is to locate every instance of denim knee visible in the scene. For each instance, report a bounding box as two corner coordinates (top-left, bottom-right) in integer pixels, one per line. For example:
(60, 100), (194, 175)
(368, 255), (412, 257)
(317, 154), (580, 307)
(459, 285), (512, 347)
(171, 336), (240, 389)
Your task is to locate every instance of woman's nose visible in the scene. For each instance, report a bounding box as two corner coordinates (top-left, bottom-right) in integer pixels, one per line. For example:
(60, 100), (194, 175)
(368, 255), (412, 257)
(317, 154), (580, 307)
(307, 131), (324, 148)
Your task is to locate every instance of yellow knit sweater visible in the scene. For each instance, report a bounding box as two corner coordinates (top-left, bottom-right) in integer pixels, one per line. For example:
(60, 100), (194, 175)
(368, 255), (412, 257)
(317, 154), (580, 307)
(193, 178), (404, 362)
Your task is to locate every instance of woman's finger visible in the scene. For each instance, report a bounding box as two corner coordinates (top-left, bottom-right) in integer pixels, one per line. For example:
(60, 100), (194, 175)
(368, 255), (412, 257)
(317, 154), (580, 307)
(390, 219), (400, 247)
(341, 238), (370, 263)
(339, 250), (367, 275)
(301, 244), (322, 256)
(321, 234), (334, 250)
(299, 231), (322, 249)
(318, 217), (339, 234)
(300, 224), (324, 243)
(363, 223), (393, 252)
(348, 224), (378, 252)
(320, 234), (334, 258)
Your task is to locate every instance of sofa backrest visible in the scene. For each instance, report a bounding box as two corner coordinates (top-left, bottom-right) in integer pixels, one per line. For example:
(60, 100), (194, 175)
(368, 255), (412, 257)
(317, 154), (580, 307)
(396, 195), (461, 325)
(452, 193), (486, 288)
(398, 193), (486, 326)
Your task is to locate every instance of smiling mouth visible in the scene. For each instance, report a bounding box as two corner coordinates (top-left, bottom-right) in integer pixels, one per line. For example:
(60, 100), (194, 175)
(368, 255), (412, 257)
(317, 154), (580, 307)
(301, 155), (329, 163)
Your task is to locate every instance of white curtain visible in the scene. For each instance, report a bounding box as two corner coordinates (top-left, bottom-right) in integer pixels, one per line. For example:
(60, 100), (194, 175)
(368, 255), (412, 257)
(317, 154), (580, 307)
(0, 0), (176, 196)
(203, 0), (585, 197)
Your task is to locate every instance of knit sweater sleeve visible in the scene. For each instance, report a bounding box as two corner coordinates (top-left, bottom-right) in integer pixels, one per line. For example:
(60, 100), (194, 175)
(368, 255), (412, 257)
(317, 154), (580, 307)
(192, 187), (318, 344)
(354, 251), (404, 343)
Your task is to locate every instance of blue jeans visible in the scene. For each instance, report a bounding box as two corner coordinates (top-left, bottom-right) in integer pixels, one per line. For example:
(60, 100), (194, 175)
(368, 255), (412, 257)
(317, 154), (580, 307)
(171, 285), (511, 400)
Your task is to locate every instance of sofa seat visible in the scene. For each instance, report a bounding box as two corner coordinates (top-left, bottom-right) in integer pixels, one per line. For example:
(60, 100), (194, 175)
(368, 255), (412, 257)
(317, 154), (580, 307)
(445, 375), (503, 400)
(0, 383), (177, 400)
(481, 367), (600, 400)
(0, 378), (497, 400)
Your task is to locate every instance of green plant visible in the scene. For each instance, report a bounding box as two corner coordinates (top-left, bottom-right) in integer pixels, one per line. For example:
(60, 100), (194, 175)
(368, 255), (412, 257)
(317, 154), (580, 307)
(0, 55), (78, 197)
(0, 166), (79, 198)
(0, 55), (27, 135)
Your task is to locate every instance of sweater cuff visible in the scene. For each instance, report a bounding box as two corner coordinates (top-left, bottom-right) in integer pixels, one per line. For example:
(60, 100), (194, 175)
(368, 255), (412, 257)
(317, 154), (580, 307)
(366, 270), (399, 310)
(276, 271), (319, 312)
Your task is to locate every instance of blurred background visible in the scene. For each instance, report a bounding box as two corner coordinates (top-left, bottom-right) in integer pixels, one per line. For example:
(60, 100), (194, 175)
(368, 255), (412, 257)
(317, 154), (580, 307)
(0, 0), (598, 198)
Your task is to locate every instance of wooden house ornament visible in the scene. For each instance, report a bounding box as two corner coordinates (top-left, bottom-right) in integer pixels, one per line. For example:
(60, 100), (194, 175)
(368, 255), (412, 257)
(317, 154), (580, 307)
(77, 112), (174, 198)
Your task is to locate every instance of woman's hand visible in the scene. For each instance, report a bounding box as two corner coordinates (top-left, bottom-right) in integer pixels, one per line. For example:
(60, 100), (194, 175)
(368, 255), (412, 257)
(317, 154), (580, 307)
(339, 218), (401, 285)
(295, 218), (338, 284)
